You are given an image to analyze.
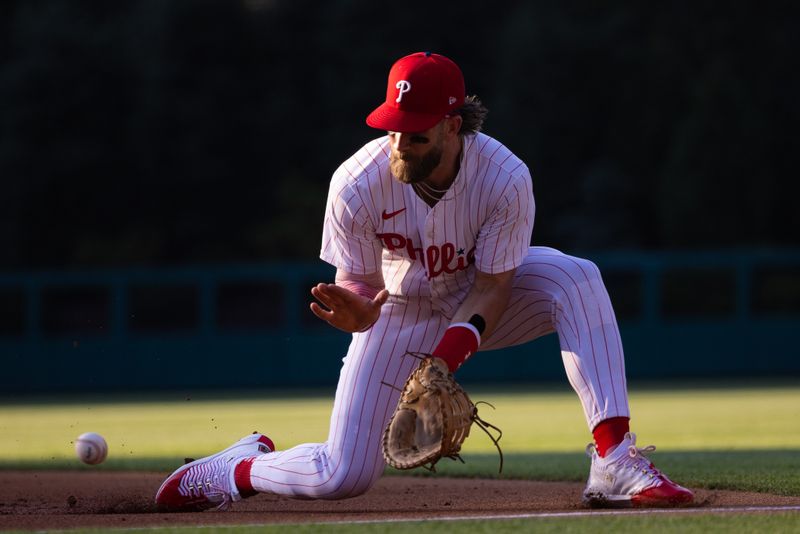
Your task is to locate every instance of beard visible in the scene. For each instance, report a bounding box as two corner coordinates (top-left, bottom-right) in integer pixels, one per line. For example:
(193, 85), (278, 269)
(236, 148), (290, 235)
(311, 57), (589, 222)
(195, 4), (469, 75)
(390, 144), (443, 184)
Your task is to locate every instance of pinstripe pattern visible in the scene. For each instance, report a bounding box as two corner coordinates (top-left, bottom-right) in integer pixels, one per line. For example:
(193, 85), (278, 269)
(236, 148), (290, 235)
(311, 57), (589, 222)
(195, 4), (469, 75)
(250, 299), (447, 499)
(482, 247), (629, 429)
(250, 135), (629, 498)
(320, 133), (533, 314)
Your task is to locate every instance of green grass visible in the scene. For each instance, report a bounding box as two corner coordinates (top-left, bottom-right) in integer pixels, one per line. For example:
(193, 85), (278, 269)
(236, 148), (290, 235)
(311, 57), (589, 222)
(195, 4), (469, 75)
(2, 384), (799, 533)
(15, 512), (800, 534)
(0, 393), (336, 462)
(3, 384), (798, 460)
(1, 385), (799, 495)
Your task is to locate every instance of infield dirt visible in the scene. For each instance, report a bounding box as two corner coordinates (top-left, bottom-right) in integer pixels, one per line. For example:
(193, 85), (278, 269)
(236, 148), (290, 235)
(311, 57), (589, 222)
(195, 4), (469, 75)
(2, 471), (799, 531)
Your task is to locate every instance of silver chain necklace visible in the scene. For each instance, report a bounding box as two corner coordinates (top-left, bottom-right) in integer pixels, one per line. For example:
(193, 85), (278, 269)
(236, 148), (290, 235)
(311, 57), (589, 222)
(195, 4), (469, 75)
(415, 180), (450, 194)
(412, 182), (451, 203)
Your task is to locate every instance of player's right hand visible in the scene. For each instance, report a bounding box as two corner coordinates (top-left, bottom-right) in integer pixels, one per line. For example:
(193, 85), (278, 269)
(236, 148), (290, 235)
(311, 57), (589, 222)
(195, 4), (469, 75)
(309, 283), (389, 333)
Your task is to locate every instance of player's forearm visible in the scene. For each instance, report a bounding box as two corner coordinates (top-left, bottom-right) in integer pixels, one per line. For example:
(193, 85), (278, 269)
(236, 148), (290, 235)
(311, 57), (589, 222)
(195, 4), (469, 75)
(450, 268), (515, 340)
(434, 268), (515, 371)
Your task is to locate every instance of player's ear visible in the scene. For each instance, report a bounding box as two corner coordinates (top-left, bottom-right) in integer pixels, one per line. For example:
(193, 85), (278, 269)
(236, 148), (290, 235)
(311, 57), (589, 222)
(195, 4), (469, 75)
(445, 114), (462, 137)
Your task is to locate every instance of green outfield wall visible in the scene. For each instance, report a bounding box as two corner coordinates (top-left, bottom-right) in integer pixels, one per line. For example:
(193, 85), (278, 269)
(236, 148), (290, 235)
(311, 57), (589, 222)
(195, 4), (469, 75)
(1, 250), (798, 393)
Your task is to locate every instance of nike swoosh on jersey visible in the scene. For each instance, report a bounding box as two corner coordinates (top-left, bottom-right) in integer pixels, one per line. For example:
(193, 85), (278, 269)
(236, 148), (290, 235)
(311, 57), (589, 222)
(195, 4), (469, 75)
(382, 208), (407, 220)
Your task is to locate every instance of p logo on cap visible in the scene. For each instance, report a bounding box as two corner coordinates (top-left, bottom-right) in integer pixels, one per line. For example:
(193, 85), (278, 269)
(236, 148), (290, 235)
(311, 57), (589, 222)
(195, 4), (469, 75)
(366, 52), (466, 133)
(395, 80), (411, 102)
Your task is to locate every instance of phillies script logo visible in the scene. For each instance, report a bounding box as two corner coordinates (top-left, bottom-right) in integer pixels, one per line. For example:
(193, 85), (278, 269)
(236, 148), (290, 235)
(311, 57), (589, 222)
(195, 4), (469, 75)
(376, 232), (475, 279)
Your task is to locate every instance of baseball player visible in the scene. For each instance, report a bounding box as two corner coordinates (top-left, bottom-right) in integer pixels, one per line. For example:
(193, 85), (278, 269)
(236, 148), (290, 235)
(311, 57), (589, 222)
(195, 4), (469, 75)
(155, 52), (693, 510)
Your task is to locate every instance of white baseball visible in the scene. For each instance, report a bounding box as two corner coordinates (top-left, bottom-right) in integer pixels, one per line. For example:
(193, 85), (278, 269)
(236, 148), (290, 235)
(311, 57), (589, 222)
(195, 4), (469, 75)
(74, 432), (108, 465)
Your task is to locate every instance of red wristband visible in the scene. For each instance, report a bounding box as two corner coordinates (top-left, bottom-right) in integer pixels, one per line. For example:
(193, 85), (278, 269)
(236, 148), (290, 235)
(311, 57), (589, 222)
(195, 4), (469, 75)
(432, 323), (481, 372)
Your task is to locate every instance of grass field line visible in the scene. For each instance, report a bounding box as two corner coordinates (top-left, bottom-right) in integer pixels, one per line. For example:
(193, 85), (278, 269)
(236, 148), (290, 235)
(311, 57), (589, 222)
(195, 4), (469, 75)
(308, 505), (800, 526)
(62, 506), (800, 533)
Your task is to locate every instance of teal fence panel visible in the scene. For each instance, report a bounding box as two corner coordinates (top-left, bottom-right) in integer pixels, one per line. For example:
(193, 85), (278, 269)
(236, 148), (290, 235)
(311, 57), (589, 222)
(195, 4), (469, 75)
(1, 250), (798, 392)
(459, 250), (800, 384)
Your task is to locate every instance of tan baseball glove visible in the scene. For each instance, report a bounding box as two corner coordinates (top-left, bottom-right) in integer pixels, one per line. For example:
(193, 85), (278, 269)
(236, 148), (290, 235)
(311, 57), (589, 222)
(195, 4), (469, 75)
(382, 354), (503, 472)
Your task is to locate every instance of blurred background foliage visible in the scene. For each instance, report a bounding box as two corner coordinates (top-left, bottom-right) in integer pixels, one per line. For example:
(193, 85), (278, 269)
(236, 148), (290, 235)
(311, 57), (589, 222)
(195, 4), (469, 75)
(0, 0), (797, 270)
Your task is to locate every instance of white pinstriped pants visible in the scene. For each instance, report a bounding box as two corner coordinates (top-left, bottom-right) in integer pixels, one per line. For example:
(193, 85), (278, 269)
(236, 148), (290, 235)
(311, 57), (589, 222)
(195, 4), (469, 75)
(249, 246), (630, 499)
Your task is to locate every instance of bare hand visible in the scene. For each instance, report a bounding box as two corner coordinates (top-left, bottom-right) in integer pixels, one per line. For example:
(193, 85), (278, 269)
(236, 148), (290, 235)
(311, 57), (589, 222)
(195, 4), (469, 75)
(309, 283), (389, 333)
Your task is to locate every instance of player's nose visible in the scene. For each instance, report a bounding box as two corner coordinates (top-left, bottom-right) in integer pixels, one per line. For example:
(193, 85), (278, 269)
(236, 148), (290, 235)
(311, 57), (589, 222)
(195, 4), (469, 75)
(389, 132), (412, 152)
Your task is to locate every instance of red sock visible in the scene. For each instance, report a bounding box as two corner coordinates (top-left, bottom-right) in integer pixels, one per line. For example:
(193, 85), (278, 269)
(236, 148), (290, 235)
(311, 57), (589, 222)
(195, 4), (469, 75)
(432, 323), (481, 372)
(234, 457), (257, 498)
(592, 417), (630, 457)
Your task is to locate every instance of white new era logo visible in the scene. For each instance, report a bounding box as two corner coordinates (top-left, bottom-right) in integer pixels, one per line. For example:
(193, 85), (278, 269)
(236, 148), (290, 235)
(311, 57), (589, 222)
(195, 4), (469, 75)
(448, 96), (457, 105)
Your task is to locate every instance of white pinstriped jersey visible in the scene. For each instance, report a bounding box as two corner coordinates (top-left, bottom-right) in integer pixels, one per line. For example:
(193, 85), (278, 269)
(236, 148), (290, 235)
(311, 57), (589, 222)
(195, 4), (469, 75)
(251, 136), (631, 501)
(320, 132), (535, 317)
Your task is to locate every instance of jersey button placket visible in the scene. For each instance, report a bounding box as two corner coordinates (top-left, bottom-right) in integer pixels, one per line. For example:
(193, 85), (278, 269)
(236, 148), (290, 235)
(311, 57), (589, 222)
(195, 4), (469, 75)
(424, 208), (438, 298)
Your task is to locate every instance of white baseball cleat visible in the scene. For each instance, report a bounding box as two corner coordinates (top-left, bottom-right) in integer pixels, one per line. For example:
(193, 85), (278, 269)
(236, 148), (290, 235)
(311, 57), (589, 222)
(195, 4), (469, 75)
(582, 432), (694, 507)
(155, 432), (274, 512)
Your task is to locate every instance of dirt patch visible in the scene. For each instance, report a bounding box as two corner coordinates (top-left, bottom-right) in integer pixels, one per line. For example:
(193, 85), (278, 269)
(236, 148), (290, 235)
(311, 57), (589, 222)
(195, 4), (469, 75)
(1, 471), (798, 531)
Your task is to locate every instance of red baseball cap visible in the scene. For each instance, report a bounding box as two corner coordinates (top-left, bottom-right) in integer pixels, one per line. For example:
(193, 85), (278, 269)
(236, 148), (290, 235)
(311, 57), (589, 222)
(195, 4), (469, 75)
(366, 52), (465, 133)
